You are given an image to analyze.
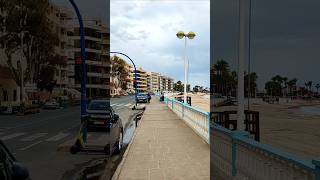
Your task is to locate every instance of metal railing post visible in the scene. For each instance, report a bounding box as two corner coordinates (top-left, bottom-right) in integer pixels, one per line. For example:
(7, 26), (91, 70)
(172, 100), (174, 110)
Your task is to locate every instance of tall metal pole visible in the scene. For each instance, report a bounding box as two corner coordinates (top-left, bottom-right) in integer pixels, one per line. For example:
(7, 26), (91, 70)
(184, 37), (187, 104)
(247, 0), (252, 110)
(69, 0), (87, 142)
(187, 58), (189, 93)
(238, 0), (250, 131)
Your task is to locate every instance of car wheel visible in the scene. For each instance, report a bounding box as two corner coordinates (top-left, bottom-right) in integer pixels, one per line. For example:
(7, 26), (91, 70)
(114, 130), (123, 154)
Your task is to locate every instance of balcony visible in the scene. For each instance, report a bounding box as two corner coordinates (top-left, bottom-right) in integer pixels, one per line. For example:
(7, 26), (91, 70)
(102, 39), (110, 44)
(74, 84), (109, 90)
(87, 72), (110, 78)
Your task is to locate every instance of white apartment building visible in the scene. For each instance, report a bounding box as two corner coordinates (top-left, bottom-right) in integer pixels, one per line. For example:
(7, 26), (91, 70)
(159, 75), (174, 92)
(69, 18), (110, 99)
(47, 5), (73, 91)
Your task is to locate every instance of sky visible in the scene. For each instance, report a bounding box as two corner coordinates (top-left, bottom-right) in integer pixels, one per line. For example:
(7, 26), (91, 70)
(50, 0), (320, 92)
(213, 0), (320, 91)
(110, 0), (210, 88)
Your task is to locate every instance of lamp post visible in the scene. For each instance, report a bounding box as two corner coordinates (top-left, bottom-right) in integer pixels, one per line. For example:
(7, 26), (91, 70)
(176, 31), (196, 104)
(238, 0), (251, 131)
(69, 0), (86, 117)
(69, 0), (87, 144)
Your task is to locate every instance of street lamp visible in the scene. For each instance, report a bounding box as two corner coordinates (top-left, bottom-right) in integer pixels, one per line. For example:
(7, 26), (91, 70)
(237, 0), (251, 131)
(176, 31), (196, 104)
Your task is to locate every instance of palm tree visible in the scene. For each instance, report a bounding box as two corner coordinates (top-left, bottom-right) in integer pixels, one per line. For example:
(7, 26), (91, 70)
(270, 75), (284, 97)
(282, 77), (288, 97)
(213, 59), (230, 96)
(287, 78), (297, 96)
(305, 81), (313, 95)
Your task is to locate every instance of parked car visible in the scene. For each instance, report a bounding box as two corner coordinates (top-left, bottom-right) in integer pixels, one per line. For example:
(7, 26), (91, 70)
(86, 100), (123, 154)
(0, 140), (30, 180)
(43, 99), (60, 109)
(135, 93), (149, 103)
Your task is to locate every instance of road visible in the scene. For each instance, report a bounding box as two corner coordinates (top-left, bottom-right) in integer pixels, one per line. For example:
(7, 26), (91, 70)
(0, 95), (137, 180)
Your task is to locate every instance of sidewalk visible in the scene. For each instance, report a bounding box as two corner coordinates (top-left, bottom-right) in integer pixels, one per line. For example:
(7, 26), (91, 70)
(113, 98), (210, 180)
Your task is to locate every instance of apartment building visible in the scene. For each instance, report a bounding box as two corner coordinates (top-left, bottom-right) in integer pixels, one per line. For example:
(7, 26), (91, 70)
(69, 18), (110, 99)
(146, 72), (152, 92)
(150, 72), (161, 92)
(134, 67), (148, 92)
(125, 64), (134, 93)
(47, 5), (73, 91)
(158, 75), (174, 92)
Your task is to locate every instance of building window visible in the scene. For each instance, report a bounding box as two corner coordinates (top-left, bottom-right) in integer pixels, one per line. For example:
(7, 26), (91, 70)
(13, 90), (17, 101)
(3, 90), (8, 101)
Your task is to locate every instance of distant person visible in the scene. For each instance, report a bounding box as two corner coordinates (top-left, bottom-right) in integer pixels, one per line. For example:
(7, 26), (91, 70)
(147, 93), (151, 103)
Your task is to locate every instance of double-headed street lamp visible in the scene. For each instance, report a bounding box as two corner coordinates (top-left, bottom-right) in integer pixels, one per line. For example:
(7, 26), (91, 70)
(176, 31), (196, 104)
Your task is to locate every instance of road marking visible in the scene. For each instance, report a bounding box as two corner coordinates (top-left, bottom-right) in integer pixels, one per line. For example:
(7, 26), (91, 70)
(115, 103), (124, 106)
(1, 133), (26, 140)
(46, 133), (69, 142)
(19, 140), (43, 151)
(124, 103), (132, 107)
(20, 133), (48, 141)
(111, 103), (117, 106)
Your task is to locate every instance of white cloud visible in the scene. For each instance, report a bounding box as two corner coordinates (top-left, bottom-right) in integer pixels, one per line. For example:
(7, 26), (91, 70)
(111, 0), (210, 87)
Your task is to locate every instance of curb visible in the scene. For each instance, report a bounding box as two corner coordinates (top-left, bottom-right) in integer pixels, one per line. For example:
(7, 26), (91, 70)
(109, 110), (144, 180)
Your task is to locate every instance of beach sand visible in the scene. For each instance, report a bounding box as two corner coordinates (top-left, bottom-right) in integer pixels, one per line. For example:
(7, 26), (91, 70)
(253, 102), (320, 159)
(188, 94), (320, 159)
(187, 93), (210, 112)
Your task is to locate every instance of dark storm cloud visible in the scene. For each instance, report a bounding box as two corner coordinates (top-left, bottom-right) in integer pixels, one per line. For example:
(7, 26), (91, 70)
(213, 0), (320, 90)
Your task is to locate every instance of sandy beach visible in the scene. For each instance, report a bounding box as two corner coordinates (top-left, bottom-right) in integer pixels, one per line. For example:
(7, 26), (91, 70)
(188, 94), (320, 159)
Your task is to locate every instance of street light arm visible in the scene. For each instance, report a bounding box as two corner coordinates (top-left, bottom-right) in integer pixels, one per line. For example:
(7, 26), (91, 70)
(110, 52), (138, 104)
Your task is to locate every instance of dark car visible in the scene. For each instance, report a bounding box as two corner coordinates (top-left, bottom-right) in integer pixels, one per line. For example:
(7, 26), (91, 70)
(86, 100), (123, 154)
(0, 140), (30, 180)
(135, 93), (149, 103)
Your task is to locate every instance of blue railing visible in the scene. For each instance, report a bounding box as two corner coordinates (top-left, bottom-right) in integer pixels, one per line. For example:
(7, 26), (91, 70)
(211, 122), (320, 179)
(162, 96), (210, 144)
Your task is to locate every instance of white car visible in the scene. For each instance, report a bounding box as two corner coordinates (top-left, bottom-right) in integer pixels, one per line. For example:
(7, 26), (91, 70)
(44, 99), (60, 109)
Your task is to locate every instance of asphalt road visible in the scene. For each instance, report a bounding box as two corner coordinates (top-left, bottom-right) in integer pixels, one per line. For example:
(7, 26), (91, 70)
(0, 95), (137, 180)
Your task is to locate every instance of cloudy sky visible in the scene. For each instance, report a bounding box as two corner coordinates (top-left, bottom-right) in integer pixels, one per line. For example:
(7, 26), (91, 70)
(213, 0), (320, 90)
(111, 0), (210, 88)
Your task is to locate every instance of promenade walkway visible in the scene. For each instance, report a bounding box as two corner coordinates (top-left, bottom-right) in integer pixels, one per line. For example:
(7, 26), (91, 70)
(113, 98), (210, 180)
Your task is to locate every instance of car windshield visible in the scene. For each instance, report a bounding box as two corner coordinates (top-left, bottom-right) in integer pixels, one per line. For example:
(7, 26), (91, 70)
(137, 93), (147, 96)
(88, 101), (110, 110)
